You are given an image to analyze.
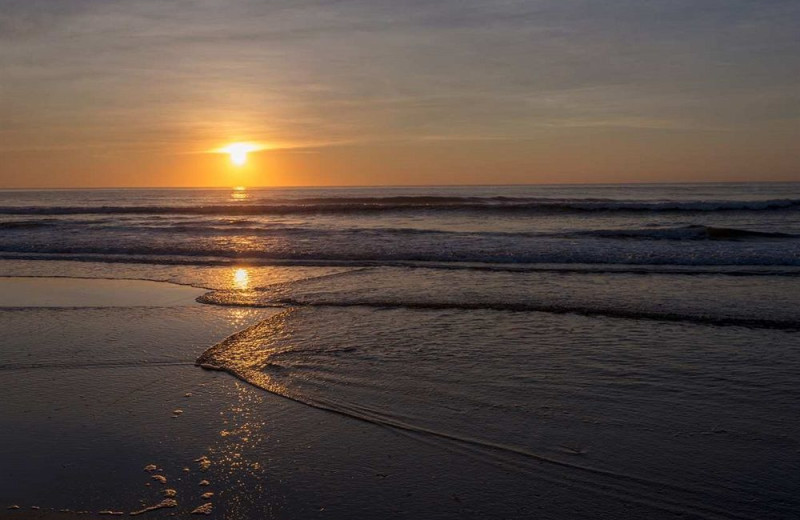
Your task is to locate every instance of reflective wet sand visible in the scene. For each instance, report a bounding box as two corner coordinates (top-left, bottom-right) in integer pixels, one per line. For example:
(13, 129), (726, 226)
(2, 272), (799, 519)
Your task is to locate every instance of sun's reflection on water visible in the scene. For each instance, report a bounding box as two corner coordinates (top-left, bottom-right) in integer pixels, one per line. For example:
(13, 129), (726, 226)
(230, 186), (249, 201)
(206, 381), (275, 519)
(233, 268), (250, 290)
(224, 307), (259, 329)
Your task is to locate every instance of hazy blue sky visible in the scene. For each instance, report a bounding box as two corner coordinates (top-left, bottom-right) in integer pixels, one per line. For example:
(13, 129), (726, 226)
(1, 0), (798, 187)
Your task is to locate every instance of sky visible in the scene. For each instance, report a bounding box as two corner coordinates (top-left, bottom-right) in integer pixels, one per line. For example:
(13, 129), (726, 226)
(1, 0), (799, 188)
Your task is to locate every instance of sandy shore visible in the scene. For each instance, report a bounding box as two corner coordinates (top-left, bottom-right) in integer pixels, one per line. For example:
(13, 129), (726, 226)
(0, 276), (624, 519)
(2, 278), (566, 519)
(0, 278), (271, 517)
(2, 512), (121, 519)
(5, 276), (790, 519)
(0, 277), (207, 308)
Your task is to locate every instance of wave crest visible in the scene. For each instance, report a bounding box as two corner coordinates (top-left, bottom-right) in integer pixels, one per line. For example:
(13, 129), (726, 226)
(1, 197), (799, 216)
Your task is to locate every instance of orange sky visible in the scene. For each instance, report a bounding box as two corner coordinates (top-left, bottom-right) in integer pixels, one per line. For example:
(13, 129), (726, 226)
(1, 1), (799, 188)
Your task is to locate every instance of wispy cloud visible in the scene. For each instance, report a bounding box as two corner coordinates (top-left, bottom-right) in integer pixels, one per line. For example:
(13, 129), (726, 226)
(1, 0), (799, 183)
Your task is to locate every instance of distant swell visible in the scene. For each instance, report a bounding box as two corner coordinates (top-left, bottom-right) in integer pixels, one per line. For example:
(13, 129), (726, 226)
(1, 197), (799, 216)
(571, 225), (797, 241)
(0, 220), (54, 229)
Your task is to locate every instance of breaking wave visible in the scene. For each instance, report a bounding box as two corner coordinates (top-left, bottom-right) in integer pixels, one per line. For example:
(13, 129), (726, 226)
(1, 197), (799, 216)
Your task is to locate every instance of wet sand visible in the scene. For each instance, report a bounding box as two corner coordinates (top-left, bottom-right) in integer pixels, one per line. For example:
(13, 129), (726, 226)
(0, 277), (206, 308)
(0, 278), (271, 517)
(0, 277), (617, 519)
(1, 513), (114, 520)
(2, 277), (566, 519)
(4, 276), (789, 519)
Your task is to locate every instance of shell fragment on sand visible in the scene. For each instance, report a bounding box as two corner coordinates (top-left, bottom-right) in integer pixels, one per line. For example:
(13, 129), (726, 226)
(130, 499), (177, 516)
(194, 455), (211, 471)
(191, 503), (213, 515)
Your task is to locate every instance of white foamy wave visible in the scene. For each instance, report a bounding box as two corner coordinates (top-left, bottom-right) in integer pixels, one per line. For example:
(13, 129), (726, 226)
(0, 197), (798, 216)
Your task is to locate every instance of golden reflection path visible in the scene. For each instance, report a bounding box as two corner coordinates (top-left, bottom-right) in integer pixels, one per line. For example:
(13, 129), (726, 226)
(233, 268), (250, 290)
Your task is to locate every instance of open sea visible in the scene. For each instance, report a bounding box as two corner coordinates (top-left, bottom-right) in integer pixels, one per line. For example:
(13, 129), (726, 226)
(2, 183), (800, 270)
(2, 183), (800, 519)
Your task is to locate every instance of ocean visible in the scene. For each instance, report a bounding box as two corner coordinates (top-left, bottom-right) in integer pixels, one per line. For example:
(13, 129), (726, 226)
(2, 183), (800, 269)
(1, 183), (799, 519)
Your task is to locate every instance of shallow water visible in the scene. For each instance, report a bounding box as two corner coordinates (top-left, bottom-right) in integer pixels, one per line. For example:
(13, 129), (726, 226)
(196, 275), (800, 519)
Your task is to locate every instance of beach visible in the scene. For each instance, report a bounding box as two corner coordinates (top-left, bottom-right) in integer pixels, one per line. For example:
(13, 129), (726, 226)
(4, 0), (800, 516)
(4, 0), (800, 515)
(1, 185), (799, 519)
(0, 274), (643, 519)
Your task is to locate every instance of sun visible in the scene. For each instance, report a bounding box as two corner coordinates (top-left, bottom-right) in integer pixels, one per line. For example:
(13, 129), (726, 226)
(228, 144), (249, 166)
(218, 143), (261, 166)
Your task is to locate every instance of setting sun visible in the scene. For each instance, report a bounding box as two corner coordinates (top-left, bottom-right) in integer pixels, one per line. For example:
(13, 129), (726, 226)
(218, 143), (261, 166)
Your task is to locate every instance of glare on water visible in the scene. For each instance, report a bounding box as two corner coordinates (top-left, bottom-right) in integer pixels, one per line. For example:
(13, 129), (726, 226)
(233, 268), (250, 290)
